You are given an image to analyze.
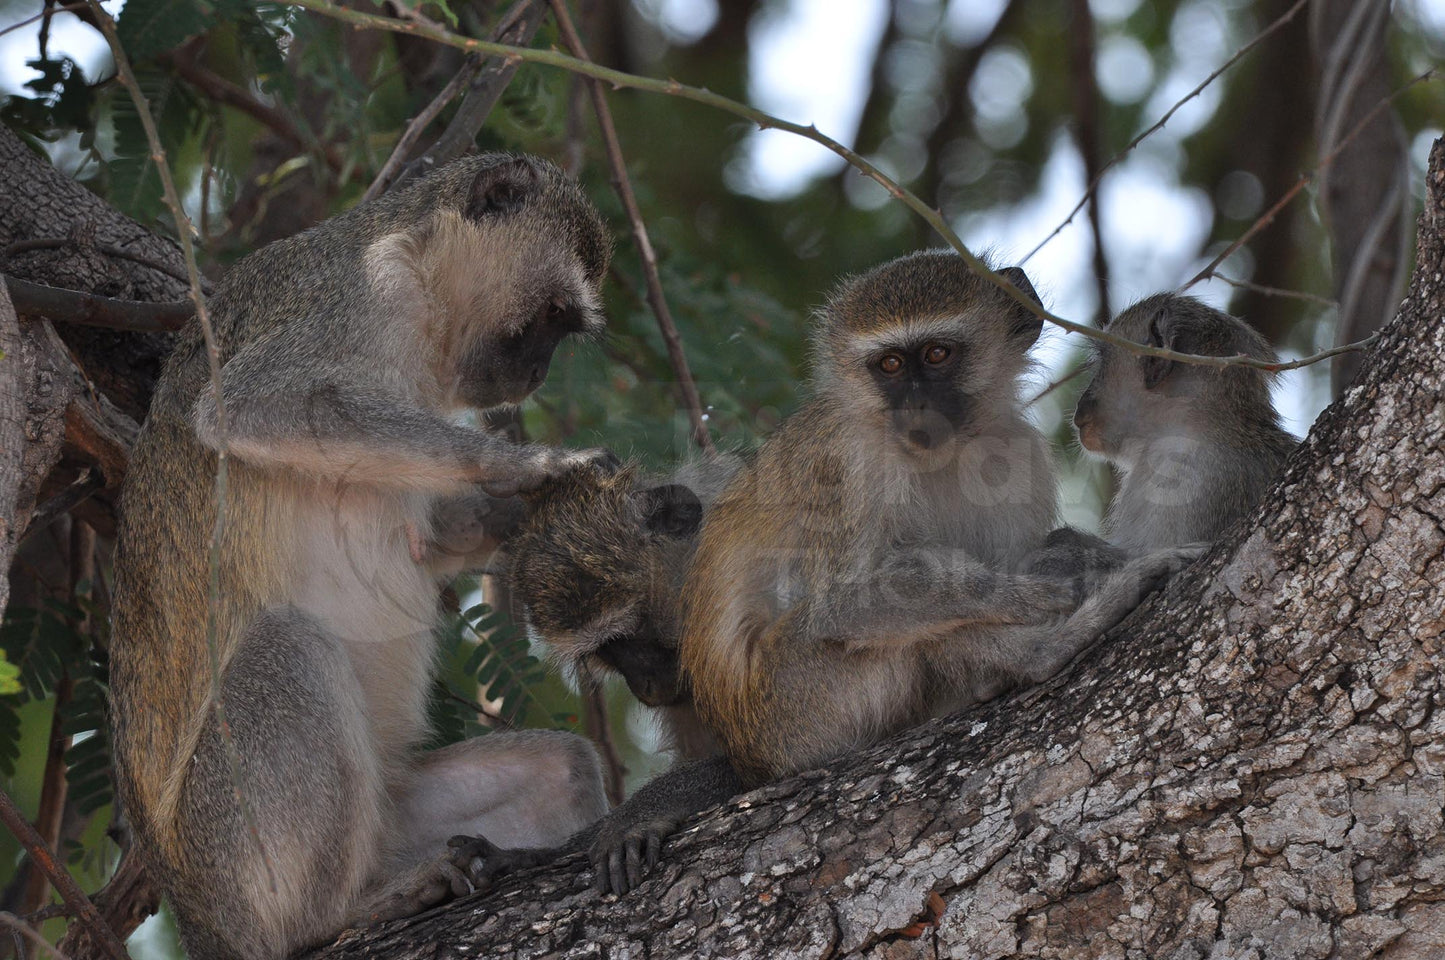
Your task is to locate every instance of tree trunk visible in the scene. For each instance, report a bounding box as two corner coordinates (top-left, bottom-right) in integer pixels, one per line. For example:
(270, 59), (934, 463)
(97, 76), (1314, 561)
(312, 138), (1445, 960)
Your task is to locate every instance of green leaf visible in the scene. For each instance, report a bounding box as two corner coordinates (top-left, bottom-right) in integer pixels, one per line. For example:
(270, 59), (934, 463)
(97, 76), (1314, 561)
(117, 0), (211, 62)
(0, 651), (18, 696)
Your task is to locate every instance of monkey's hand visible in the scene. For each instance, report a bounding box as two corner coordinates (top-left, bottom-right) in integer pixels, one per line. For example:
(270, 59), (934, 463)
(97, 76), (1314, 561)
(446, 834), (557, 892)
(477, 446), (620, 498)
(348, 855), (472, 928)
(416, 490), (528, 573)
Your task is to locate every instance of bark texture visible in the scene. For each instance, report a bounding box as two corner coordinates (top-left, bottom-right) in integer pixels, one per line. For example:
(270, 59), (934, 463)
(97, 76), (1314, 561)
(0, 126), (182, 421)
(313, 140), (1445, 960)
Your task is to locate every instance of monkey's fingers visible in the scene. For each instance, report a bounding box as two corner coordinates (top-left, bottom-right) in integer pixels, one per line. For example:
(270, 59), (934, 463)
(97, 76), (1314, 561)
(645, 831), (661, 871)
(625, 837), (643, 892)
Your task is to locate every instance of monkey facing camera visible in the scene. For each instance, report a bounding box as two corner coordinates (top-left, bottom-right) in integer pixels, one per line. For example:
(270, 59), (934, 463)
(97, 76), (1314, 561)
(111, 154), (619, 960)
(681, 251), (1202, 790)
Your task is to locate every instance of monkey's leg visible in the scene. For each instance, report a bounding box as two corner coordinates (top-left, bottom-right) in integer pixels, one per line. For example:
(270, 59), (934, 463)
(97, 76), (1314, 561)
(167, 607), (387, 960)
(448, 755), (742, 897)
(354, 730), (608, 921)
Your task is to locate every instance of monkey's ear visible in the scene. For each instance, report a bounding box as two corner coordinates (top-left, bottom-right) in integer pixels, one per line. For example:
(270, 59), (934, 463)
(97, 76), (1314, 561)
(466, 157), (543, 219)
(997, 266), (1044, 347)
(637, 484), (704, 539)
(1142, 308), (1177, 389)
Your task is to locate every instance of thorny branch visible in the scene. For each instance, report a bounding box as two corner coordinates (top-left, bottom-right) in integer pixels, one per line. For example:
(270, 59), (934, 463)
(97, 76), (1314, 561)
(0, 789), (126, 960)
(85, 0), (278, 895)
(1180, 68), (1436, 292)
(547, 0), (714, 453)
(1020, 0), (1313, 267)
(278, 0), (1389, 375)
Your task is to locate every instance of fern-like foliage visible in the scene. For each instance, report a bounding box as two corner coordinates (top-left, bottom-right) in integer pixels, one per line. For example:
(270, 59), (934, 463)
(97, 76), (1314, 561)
(460, 603), (548, 728)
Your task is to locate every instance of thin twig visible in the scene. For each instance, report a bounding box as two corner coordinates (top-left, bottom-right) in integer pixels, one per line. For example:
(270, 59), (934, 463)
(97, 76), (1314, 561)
(279, 0), (1382, 373)
(0, 790), (126, 960)
(165, 47), (342, 175)
(579, 679), (625, 807)
(548, 0), (714, 452)
(1213, 273), (1337, 307)
(0, 913), (69, 960)
(1026, 364), (1088, 407)
(1021, 0), (1313, 267)
(363, 56), (482, 201)
(0, 3), (89, 39)
(390, 0), (548, 192)
(1182, 68), (1436, 291)
(85, 0), (277, 894)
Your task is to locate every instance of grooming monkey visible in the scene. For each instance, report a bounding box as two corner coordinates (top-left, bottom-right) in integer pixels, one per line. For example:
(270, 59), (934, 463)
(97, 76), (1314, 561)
(1074, 293), (1296, 551)
(680, 251), (1202, 788)
(111, 155), (617, 960)
(495, 456), (744, 892)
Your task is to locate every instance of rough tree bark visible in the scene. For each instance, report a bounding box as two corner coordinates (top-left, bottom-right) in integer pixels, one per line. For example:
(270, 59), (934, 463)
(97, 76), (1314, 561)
(313, 140), (1445, 960)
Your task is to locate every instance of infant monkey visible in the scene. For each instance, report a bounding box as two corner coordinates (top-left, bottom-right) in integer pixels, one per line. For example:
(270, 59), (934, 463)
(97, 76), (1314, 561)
(1032, 294), (1295, 579)
(497, 457), (743, 893)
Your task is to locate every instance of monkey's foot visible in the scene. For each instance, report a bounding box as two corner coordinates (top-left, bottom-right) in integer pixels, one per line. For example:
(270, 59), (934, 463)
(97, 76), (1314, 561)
(589, 816), (675, 896)
(447, 834), (554, 891)
(349, 856), (472, 928)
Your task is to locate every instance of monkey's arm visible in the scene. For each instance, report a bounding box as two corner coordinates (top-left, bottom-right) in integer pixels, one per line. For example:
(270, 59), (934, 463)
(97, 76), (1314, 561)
(193, 359), (608, 496)
(799, 554), (1082, 652)
(450, 756), (742, 897)
(933, 543), (1206, 688)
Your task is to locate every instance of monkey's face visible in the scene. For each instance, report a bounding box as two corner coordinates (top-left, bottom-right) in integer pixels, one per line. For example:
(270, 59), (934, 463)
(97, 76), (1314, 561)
(511, 466), (703, 708)
(410, 154), (612, 410)
(817, 252), (1045, 461)
(1075, 294), (1278, 464)
(866, 338), (972, 456)
(458, 295), (594, 407)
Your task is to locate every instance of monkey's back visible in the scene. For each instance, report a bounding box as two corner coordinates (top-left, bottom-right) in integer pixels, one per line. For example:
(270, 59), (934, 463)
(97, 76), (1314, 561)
(110, 327), (301, 850)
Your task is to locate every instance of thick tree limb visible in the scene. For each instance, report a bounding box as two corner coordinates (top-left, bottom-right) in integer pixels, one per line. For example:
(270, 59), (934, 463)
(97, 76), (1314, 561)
(312, 139), (1445, 960)
(0, 126), (182, 421)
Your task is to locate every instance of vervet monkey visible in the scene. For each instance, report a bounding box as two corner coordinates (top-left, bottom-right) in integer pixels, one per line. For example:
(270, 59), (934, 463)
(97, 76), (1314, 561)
(1072, 294), (1296, 552)
(503, 456), (743, 892)
(679, 252), (1201, 788)
(111, 155), (617, 960)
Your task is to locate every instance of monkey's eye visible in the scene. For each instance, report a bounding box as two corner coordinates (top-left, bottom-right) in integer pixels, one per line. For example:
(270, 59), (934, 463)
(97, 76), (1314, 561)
(922, 344), (951, 365)
(878, 353), (905, 375)
(546, 301), (567, 321)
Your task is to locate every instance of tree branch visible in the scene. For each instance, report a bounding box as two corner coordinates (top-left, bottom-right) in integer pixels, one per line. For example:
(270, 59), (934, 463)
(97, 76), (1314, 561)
(276, 0), (1379, 376)
(548, 0), (714, 453)
(0, 789), (127, 960)
(3, 276), (192, 333)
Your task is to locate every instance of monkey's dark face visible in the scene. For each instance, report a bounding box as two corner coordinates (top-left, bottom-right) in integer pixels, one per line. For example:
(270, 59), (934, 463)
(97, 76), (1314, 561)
(867, 339), (971, 454)
(457, 296), (591, 407)
(594, 629), (688, 707)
